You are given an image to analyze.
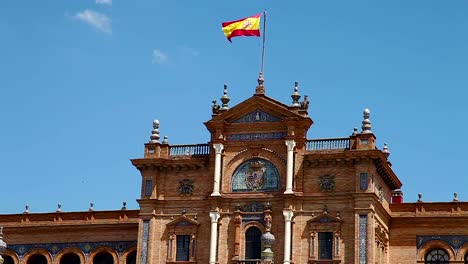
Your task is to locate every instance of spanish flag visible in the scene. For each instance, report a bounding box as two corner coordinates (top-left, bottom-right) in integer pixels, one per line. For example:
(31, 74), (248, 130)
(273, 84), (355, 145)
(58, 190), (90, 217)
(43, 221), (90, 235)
(222, 13), (261, 42)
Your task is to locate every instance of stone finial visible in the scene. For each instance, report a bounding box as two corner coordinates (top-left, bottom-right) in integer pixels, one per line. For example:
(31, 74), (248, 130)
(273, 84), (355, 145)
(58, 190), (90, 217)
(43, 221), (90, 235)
(453, 192), (459, 202)
(255, 72), (265, 94)
(89, 202), (94, 211)
(149, 119), (160, 143)
(301, 95), (309, 110)
(162, 136), (168, 144)
(417, 193), (423, 202)
(257, 72), (264, 86)
(182, 208), (187, 215)
(121, 201), (127, 210)
(382, 143), (390, 157)
(352, 127), (358, 136)
(0, 226), (6, 255)
(24, 204), (30, 214)
(220, 84), (230, 110)
(291, 81), (301, 107)
(361, 108), (372, 133)
(211, 100), (220, 115)
(56, 203), (62, 212)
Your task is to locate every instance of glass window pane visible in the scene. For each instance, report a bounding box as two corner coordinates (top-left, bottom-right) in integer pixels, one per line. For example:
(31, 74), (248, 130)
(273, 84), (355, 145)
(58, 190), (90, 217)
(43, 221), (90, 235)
(176, 235), (190, 261)
(318, 232), (333, 260)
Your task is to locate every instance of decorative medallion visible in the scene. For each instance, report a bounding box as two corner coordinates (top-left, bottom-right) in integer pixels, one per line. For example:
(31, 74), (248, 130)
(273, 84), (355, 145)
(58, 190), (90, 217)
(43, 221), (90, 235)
(245, 161), (266, 189)
(319, 175), (335, 192)
(178, 179), (194, 195)
(231, 159), (280, 192)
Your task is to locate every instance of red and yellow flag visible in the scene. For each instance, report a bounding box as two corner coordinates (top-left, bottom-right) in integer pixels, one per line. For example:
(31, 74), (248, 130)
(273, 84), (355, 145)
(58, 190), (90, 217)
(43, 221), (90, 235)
(222, 13), (261, 42)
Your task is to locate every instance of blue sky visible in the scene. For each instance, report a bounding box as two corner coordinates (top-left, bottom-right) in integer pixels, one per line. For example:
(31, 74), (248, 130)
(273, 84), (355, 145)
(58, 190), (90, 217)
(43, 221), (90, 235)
(1, 1), (467, 214)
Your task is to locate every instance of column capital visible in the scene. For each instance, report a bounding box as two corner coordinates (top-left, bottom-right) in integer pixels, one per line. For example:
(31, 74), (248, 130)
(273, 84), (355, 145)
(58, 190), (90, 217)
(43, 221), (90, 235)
(285, 139), (296, 151)
(283, 209), (294, 221)
(213, 143), (224, 154)
(209, 211), (221, 223)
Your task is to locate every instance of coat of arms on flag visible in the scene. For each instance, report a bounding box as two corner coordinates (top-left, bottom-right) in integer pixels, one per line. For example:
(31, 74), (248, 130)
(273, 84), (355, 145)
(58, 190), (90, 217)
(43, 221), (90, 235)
(244, 160), (266, 190)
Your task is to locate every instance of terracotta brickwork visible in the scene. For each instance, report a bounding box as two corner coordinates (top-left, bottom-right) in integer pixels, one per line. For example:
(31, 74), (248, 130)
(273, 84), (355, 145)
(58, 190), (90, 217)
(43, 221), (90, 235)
(1, 83), (468, 264)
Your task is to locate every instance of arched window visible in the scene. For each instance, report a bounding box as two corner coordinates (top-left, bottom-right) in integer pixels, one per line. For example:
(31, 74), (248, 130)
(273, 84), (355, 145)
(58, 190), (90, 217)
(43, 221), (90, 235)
(93, 252), (114, 264)
(60, 253), (80, 264)
(27, 254), (48, 264)
(245, 227), (262, 260)
(126, 251), (136, 264)
(425, 249), (449, 264)
(3, 255), (14, 264)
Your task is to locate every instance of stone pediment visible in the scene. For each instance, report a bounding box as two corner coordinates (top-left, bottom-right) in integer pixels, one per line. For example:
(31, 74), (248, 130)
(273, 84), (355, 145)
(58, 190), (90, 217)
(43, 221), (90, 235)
(208, 95), (309, 124)
(166, 215), (199, 227)
(307, 212), (343, 225)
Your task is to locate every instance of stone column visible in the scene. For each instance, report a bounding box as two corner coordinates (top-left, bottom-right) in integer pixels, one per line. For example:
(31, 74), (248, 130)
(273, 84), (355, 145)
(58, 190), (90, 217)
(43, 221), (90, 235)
(233, 212), (242, 259)
(284, 140), (296, 194)
(211, 143), (224, 196)
(0, 226), (6, 264)
(283, 209), (294, 264)
(209, 211), (221, 264)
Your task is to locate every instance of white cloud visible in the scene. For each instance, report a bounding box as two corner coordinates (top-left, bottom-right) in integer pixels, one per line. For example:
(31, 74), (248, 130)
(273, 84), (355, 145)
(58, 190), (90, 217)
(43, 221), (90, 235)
(179, 46), (199, 57)
(96, 0), (112, 5)
(75, 9), (111, 34)
(152, 49), (168, 64)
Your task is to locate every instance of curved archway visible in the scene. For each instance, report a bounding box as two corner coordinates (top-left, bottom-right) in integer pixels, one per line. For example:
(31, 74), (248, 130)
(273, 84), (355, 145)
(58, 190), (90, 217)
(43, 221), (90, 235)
(125, 251), (137, 264)
(92, 252), (114, 264)
(26, 254), (48, 264)
(245, 226), (262, 260)
(3, 255), (15, 264)
(425, 249), (449, 264)
(59, 252), (81, 264)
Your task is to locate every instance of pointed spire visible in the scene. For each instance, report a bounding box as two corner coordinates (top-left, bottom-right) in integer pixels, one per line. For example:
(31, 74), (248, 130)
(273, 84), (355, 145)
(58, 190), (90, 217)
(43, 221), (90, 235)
(220, 84), (230, 110)
(361, 108), (372, 133)
(149, 119), (160, 143)
(291, 81), (301, 107)
(255, 72), (265, 95)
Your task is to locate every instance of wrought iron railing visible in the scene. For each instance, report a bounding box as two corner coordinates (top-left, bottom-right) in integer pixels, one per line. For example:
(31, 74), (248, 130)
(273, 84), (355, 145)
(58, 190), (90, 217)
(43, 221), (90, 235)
(306, 138), (350, 150)
(238, 260), (262, 264)
(169, 144), (210, 156)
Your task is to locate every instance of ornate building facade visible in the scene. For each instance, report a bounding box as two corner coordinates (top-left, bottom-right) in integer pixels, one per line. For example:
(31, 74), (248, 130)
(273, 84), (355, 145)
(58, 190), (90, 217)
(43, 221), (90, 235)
(1, 77), (468, 264)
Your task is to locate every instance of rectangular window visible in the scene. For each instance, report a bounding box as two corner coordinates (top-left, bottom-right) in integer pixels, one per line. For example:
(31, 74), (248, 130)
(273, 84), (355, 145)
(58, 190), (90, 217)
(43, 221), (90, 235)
(318, 232), (333, 259)
(144, 180), (153, 197)
(359, 173), (368, 190)
(176, 235), (190, 261)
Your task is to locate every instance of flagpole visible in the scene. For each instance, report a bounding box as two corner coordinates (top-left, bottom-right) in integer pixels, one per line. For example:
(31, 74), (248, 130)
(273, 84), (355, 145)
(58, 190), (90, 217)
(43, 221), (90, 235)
(260, 10), (267, 76)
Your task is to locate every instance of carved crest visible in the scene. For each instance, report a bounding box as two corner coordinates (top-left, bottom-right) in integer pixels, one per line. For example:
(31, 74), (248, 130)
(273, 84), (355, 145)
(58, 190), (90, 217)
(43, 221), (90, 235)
(319, 175), (335, 192)
(178, 179), (194, 195)
(245, 161), (266, 190)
